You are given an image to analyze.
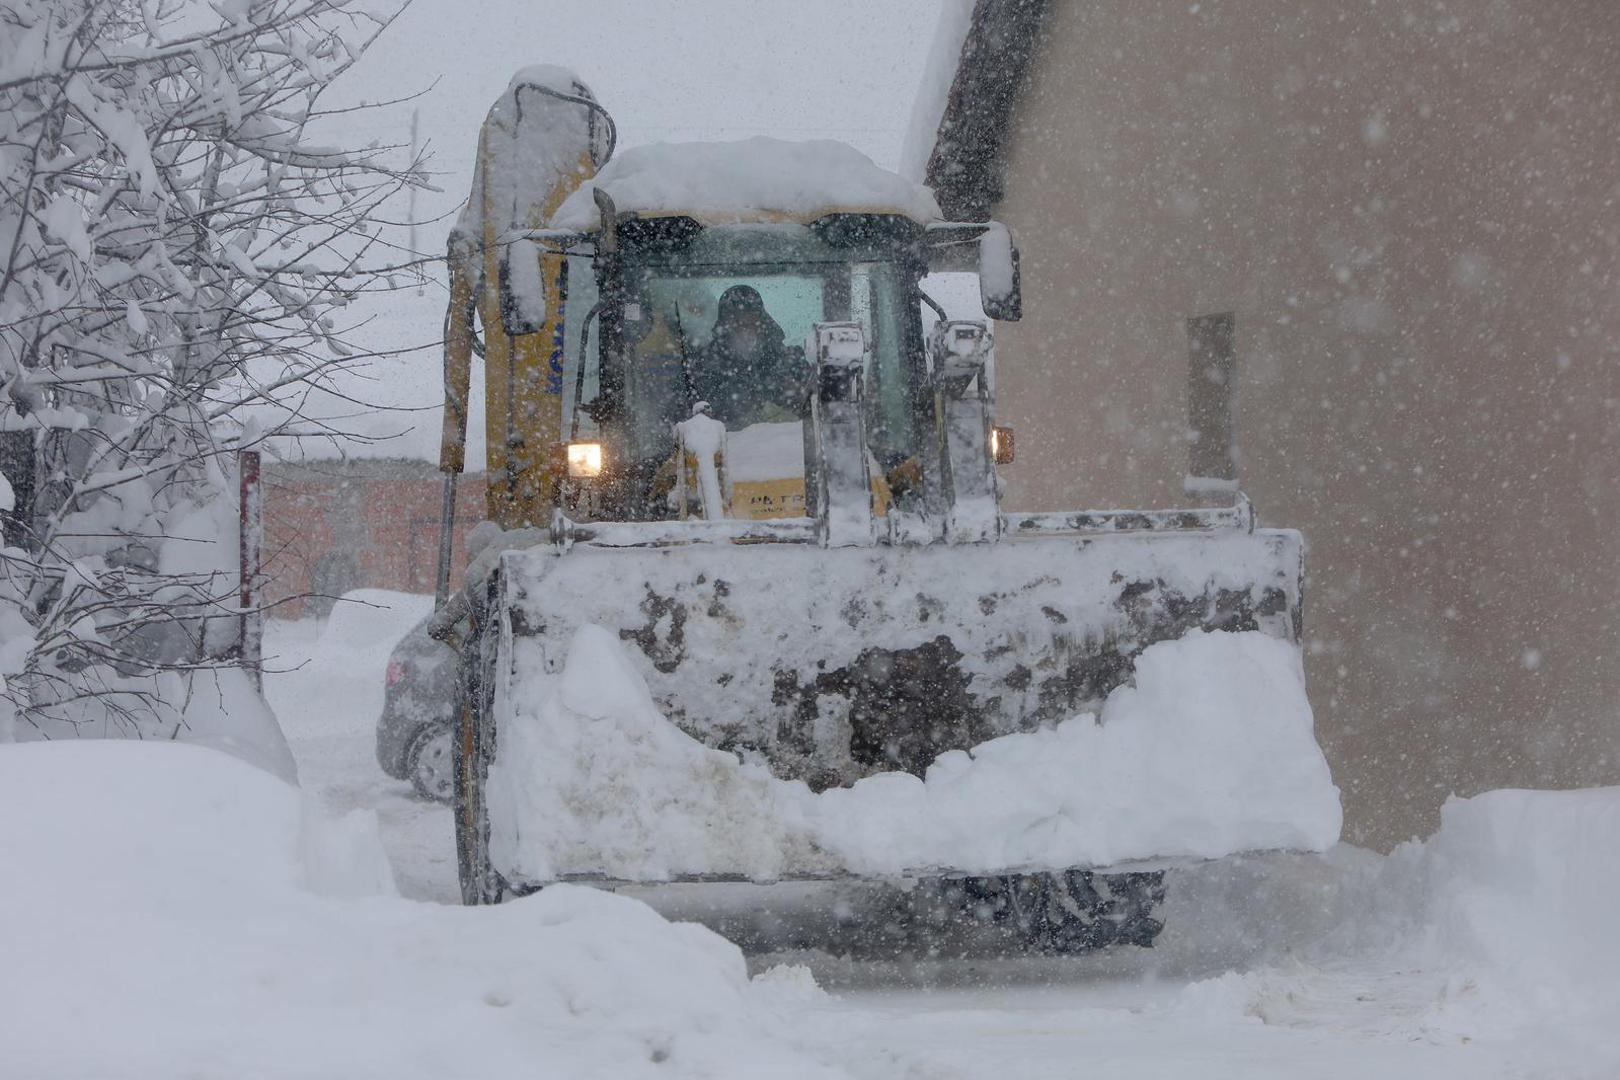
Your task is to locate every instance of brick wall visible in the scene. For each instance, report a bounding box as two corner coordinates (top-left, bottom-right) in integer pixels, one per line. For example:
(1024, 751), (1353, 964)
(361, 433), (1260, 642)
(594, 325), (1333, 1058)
(262, 459), (487, 619)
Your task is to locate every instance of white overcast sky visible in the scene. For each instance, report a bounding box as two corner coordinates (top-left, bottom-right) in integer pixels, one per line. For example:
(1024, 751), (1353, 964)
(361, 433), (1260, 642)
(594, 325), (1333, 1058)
(296, 0), (961, 462)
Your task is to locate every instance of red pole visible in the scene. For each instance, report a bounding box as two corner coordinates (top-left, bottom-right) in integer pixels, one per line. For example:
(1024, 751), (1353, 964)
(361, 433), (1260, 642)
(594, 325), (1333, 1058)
(238, 449), (262, 690)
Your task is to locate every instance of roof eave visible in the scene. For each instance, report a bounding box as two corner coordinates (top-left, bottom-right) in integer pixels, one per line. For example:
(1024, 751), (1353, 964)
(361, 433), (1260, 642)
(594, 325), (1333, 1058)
(923, 0), (1049, 222)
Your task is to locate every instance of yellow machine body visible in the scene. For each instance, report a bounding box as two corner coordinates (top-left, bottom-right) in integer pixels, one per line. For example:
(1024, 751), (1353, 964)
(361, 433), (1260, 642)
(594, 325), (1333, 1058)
(439, 71), (605, 530)
(436, 74), (1321, 942)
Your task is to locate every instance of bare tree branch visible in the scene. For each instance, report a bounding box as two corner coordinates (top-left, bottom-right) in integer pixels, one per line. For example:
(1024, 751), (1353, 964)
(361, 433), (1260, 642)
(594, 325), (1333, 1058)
(0, 0), (425, 737)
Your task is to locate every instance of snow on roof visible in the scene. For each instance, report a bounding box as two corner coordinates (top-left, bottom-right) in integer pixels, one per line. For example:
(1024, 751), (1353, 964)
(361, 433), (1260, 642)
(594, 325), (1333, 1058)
(914, 0), (1048, 220)
(551, 137), (942, 229)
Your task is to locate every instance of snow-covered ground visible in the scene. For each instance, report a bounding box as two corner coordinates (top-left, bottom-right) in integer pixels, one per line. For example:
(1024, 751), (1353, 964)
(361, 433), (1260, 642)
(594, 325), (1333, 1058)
(0, 741), (842, 1079)
(5, 594), (1616, 1077)
(264, 591), (457, 902)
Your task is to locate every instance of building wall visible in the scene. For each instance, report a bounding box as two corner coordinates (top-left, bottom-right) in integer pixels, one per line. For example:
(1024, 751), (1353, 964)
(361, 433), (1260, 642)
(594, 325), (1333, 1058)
(990, 1), (1619, 847)
(263, 462), (487, 619)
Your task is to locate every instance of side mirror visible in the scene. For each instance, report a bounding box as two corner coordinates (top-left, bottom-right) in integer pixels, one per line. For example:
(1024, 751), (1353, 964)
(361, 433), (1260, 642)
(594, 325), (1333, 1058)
(498, 238), (548, 337)
(978, 222), (1022, 322)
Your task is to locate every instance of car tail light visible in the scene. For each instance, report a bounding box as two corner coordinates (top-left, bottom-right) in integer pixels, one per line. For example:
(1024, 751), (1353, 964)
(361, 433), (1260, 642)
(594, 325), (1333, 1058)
(385, 659), (407, 688)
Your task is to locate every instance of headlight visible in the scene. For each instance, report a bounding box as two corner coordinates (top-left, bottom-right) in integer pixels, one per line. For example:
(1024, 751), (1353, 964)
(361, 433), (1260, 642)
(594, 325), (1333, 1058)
(990, 425), (1015, 465)
(566, 441), (603, 478)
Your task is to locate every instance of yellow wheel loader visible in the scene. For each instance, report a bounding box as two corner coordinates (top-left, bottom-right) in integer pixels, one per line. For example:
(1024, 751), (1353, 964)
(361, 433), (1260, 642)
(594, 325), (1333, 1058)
(433, 70), (1334, 951)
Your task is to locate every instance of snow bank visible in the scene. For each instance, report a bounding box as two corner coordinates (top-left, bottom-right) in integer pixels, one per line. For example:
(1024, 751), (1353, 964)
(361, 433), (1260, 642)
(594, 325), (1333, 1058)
(489, 627), (1341, 883)
(318, 587), (434, 663)
(13, 662), (299, 785)
(1417, 787), (1620, 1004)
(168, 665), (300, 784)
(1387, 786), (1620, 1067)
(552, 137), (942, 229)
(0, 740), (845, 1079)
(1164, 789), (1620, 991)
(1163, 786), (1620, 1072)
(271, 588), (433, 743)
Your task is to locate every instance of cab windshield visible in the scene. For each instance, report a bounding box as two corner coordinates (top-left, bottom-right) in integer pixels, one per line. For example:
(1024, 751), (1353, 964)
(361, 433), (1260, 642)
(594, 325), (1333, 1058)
(564, 222), (925, 507)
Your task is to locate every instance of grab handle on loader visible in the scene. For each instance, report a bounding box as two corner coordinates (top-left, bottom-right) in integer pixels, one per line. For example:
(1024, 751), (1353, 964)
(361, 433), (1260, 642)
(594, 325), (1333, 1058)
(930, 320), (999, 544)
(808, 322), (872, 547)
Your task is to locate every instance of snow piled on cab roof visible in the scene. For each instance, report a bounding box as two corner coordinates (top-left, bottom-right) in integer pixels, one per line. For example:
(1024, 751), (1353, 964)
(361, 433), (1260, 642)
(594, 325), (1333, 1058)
(552, 137), (942, 229)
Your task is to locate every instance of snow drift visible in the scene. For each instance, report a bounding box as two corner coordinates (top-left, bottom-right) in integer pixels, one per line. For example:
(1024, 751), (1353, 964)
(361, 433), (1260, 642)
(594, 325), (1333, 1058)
(12, 663), (298, 784)
(1159, 785), (1620, 1075)
(1416, 787), (1620, 1007)
(5, 696), (1616, 1078)
(285, 587), (436, 716)
(488, 627), (1342, 884)
(0, 741), (844, 1079)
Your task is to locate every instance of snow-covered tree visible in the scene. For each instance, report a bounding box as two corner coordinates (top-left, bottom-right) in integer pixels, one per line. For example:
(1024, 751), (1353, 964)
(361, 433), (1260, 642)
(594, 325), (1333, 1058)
(0, 0), (422, 740)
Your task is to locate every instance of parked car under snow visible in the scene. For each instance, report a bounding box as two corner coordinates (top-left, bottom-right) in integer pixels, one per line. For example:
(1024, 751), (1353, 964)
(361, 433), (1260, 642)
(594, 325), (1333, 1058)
(374, 614), (458, 802)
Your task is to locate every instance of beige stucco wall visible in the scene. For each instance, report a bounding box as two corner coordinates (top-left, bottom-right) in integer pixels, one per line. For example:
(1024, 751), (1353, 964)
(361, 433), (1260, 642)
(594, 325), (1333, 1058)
(990, 1), (1619, 848)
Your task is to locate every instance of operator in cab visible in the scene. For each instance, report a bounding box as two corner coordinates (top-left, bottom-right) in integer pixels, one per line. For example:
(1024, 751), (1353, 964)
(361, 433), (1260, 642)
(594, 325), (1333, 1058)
(689, 285), (807, 427)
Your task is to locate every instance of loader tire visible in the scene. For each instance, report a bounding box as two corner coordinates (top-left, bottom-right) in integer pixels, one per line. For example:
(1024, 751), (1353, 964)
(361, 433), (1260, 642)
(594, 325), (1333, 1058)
(452, 706), (490, 904)
(961, 870), (1167, 953)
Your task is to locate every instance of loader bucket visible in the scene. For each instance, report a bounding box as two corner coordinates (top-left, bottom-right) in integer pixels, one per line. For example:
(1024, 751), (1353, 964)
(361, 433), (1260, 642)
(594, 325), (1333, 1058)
(462, 510), (1314, 893)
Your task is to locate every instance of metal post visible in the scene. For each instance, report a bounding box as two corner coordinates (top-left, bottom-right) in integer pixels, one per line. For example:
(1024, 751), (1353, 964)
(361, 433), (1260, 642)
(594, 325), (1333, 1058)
(1185, 311), (1239, 505)
(238, 449), (263, 690)
(434, 472), (458, 609)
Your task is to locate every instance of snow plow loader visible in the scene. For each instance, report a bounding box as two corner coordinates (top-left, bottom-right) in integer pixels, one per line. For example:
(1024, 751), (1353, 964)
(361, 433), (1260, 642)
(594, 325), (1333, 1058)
(433, 70), (1339, 950)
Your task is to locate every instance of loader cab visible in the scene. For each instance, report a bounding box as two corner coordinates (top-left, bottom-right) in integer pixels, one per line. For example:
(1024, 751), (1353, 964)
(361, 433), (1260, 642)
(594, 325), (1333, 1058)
(558, 214), (938, 522)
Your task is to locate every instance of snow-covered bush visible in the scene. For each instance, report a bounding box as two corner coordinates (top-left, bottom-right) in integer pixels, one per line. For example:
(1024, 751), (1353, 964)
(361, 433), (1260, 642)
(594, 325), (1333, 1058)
(0, 0), (421, 739)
